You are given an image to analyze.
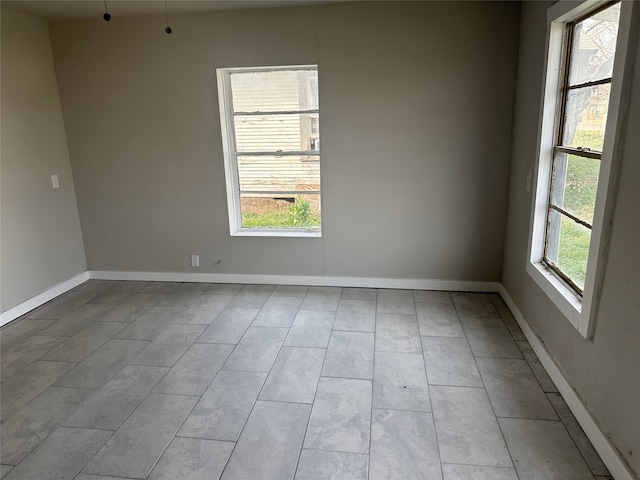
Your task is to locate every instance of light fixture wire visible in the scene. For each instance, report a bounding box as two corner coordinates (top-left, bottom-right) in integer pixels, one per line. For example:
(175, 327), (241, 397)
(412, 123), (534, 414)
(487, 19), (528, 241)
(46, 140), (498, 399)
(164, 0), (172, 34)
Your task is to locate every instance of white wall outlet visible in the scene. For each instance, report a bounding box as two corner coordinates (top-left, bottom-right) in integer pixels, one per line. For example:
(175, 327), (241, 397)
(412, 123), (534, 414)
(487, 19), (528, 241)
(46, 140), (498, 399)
(51, 175), (59, 189)
(190, 254), (200, 267)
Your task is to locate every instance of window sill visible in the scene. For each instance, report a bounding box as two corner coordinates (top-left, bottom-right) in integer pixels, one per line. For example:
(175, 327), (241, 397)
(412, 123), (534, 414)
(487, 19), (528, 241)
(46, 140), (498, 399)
(231, 229), (322, 238)
(526, 261), (588, 336)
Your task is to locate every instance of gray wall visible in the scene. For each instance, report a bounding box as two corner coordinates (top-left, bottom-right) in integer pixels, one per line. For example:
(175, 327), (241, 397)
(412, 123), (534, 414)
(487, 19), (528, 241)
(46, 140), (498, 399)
(49, 1), (520, 281)
(1, 8), (87, 312)
(502, 2), (639, 475)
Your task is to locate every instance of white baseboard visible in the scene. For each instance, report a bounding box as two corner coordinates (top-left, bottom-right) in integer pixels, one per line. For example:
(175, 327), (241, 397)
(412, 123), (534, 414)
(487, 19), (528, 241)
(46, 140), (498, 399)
(88, 270), (500, 292)
(498, 284), (635, 480)
(0, 271), (90, 327)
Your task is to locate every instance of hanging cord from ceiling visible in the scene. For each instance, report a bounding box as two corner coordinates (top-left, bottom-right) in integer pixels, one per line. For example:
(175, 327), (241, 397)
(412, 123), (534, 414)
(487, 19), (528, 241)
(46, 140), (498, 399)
(103, 0), (111, 21)
(165, 0), (172, 34)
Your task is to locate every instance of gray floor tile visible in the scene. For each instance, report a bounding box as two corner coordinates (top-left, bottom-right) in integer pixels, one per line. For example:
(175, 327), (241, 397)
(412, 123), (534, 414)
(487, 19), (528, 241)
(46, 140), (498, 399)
(547, 392), (611, 476)
(422, 336), (483, 387)
(139, 282), (181, 294)
(295, 450), (369, 480)
(487, 293), (506, 307)
(304, 377), (372, 454)
(516, 340), (558, 393)
(104, 280), (149, 295)
(373, 351), (430, 412)
(451, 293), (499, 318)
(197, 307), (259, 343)
(26, 291), (97, 320)
(442, 464), (518, 480)
(341, 287), (377, 301)
(0, 387), (93, 465)
(285, 310), (335, 348)
(115, 306), (186, 340)
(476, 357), (557, 420)
(377, 289), (416, 315)
(64, 365), (168, 430)
(0, 320), (56, 351)
(222, 400), (311, 480)
(122, 293), (167, 306)
(252, 296), (304, 327)
(431, 385), (512, 467)
(227, 284), (275, 308)
(273, 285), (310, 297)
(98, 304), (150, 323)
(148, 437), (234, 480)
(75, 280), (119, 294)
(301, 286), (343, 311)
(159, 291), (204, 307)
(414, 290), (453, 304)
(129, 323), (206, 367)
(499, 418), (594, 480)
(179, 370), (266, 441)
(416, 303), (464, 337)
(174, 295), (235, 324)
(375, 313), (421, 353)
(39, 321), (127, 362)
(260, 347), (325, 403)
(75, 473), (138, 479)
(1, 361), (76, 421)
(0, 335), (66, 378)
(333, 299), (376, 332)
(322, 331), (374, 380)
(89, 290), (131, 305)
(370, 409), (442, 480)
(36, 304), (114, 337)
(83, 394), (197, 479)
(461, 318), (522, 359)
(497, 306), (526, 341)
(223, 327), (287, 372)
(3, 427), (110, 480)
(0, 286), (612, 480)
(53, 339), (147, 389)
(154, 343), (234, 395)
(204, 283), (243, 295)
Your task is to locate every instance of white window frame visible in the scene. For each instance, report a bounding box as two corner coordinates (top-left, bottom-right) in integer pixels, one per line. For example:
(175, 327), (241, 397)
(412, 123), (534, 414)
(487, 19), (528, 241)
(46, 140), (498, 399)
(527, 0), (636, 339)
(217, 65), (321, 238)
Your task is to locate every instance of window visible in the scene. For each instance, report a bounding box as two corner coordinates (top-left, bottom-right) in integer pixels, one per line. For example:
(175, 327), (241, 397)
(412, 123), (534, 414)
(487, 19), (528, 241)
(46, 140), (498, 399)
(527, 0), (635, 337)
(217, 65), (321, 237)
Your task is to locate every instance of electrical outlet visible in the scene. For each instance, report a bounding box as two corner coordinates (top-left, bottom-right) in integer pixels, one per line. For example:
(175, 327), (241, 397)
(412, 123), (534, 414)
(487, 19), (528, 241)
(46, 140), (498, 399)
(51, 175), (59, 189)
(190, 254), (200, 267)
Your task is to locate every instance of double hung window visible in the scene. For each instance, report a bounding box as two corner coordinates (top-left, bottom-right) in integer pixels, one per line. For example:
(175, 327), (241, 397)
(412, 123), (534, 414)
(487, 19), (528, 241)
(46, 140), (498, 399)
(217, 65), (321, 237)
(528, 0), (635, 337)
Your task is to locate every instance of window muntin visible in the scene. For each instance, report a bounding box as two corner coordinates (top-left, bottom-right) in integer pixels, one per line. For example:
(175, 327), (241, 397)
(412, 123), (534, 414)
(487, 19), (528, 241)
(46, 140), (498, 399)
(218, 66), (321, 235)
(543, 2), (621, 294)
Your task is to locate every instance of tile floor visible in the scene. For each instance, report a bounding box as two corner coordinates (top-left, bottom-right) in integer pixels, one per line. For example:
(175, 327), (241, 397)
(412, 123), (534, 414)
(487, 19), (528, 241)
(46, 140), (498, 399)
(0, 281), (613, 480)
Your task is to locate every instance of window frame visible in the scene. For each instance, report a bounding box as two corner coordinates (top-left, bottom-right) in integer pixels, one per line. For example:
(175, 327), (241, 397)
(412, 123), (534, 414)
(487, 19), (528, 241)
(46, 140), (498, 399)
(217, 65), (322, 238)
(527, 0), (636, 339)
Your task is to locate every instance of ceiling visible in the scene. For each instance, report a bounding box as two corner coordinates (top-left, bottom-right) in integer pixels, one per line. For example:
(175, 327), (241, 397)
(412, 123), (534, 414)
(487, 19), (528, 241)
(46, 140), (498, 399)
(1, 0), (348, 20)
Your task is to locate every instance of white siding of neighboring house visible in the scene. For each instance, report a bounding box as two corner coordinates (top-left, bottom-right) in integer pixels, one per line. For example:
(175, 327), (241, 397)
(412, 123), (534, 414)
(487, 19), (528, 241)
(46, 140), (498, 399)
(231, 70), (320, 195)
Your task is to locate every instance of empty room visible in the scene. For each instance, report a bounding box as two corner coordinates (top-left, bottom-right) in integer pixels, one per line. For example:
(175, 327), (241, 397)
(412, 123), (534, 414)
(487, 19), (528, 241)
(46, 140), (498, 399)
(1, 0), (638, 479)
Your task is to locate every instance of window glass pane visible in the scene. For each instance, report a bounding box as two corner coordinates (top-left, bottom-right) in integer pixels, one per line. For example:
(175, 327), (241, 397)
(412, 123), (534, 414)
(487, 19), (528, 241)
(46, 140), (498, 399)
(550, 152), (600, 225)
(234, 113), (319, 152)
(231, 69), (318, 113)
(546, 210), (591, 290)
(240, 193), (321, 229)
(562, 84), (610, 150)
(237, 155), (320, 193)
(568, 2), (620, 86)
